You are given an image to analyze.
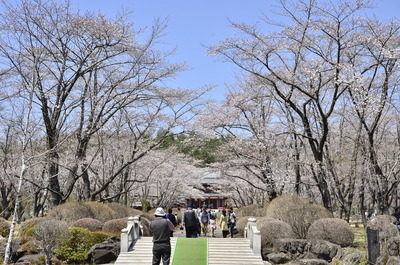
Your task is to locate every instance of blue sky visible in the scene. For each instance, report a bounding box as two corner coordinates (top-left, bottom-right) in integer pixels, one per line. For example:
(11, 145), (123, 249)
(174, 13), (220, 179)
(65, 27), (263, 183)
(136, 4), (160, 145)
(71, 0), (399, 100)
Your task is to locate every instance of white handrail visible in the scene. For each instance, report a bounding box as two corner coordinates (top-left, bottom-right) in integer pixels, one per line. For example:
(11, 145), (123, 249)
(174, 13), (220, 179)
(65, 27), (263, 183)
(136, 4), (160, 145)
(244, 218), (261, 256)
(120, 216), (142, 252)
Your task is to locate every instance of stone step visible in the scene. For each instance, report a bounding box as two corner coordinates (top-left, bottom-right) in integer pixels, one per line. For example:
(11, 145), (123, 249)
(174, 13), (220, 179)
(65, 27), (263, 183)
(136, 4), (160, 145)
(114, 237), (264, 265)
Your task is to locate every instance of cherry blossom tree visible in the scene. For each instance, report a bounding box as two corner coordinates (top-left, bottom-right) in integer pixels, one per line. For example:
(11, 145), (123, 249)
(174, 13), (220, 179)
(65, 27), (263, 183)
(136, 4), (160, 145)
(208, 0), (400, 213)
(0, 0), (206, 207)
(199, 75), (283, 202)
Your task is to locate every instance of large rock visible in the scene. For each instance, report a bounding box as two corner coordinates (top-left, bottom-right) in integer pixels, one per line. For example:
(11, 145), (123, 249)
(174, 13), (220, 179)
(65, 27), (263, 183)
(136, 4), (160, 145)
(377, 254), (400, 265)
(266, 252), (290, 264)
(273, 238), (343, 261)
(290, 259), (329, 265)
(387, 236), (400, 256)
(337, 251), (365, 265)
(16, 254), (45, 264)
(88, 236), (120, 264)
(261, 248), (275, 260)
(309, 239), (342, 260)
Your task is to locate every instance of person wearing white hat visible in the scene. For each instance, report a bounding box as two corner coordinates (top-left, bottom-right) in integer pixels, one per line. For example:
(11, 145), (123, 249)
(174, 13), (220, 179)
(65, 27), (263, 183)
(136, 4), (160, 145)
(150, 207), (175, 265)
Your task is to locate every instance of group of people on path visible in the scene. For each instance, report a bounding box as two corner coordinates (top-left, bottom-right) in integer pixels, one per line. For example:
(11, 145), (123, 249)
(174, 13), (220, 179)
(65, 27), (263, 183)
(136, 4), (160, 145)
(149, 205), (237, 265)
(181, 204), (236, 238)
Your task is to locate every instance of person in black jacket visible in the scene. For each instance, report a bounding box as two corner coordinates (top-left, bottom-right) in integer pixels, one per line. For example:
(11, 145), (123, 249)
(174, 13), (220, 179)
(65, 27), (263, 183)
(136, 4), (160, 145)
(182, 204), (199, 238)
(150, 207), (175, 265)
(167, 208), (177, 237)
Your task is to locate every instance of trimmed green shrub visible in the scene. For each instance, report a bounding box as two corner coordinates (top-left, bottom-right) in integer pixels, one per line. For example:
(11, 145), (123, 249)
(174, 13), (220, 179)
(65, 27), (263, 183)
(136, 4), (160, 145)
(71, 218), (103, 232)
(102, 218), (128, 234)
(91, 231), (113, 243)
(266, 194), (333, 239)
(307, 218), (354, 247)
(55, 227), (103, 263)
(256, 218), (295, 248)
(0, 217), (10, 237)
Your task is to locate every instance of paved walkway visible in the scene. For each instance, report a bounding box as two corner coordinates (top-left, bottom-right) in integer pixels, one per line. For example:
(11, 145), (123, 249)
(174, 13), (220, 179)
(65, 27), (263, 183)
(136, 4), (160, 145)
(113, 223), (265, 264)
(173, 222), (223, 238)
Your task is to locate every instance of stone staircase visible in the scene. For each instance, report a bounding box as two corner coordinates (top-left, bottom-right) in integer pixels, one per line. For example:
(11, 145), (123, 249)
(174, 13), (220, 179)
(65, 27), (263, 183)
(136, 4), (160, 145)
(208, 238), (264, 265)
(114, 237), (264, 265)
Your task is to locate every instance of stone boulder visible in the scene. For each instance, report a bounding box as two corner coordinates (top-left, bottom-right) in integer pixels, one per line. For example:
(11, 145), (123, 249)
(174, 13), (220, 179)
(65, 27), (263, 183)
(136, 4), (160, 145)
(337, 251), (365, 265)
(88, 236), (120, 264)
(261, 247), (275, 260)
(16, 254), (45, 264)
(309, 239), (343, 260)
(266, 252), (290, 264)
(290, 259), (329, 265)
(273, 238), (343, 261)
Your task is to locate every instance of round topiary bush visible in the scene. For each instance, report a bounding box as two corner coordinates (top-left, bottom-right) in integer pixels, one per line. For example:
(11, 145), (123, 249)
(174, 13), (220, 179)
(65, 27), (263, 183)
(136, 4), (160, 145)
(102, 218), (128, 234)
(71, 218), (103, 232)
(48, 202), (116, 224)
(266, 194), (333, 239)
(105, 202), (143, 218)
(48, 202), (92, 223)
(307, 218), (354, 247)
(0, 217), (10, 237)
(19, 217), (55, 237)
(82, 202), (115, 222)
(256, 218), (295, 248)
(235, 216), (256, 237)
(236, 204), (267, 218)
(235, 216), (272, 237)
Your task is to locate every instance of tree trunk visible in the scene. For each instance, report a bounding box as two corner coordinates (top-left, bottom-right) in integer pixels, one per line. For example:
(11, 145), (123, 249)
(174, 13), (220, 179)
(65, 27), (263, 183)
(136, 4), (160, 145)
(48, 150), (62, 207)
(311, 163), (333, 212)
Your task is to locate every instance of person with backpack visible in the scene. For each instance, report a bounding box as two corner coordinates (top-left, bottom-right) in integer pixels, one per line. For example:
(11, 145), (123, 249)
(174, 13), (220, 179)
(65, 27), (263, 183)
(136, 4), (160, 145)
(199, 207), (210, 237)
(228, 207), (236, 238)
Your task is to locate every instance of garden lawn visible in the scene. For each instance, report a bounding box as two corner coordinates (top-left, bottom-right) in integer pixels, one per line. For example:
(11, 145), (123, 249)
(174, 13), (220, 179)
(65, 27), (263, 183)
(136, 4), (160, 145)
(172, 238), (207, 265)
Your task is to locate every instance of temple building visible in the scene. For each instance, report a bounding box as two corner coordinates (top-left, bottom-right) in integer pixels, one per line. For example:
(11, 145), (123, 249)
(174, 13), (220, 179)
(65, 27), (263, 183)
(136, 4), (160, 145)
(184, 171), (229, 209)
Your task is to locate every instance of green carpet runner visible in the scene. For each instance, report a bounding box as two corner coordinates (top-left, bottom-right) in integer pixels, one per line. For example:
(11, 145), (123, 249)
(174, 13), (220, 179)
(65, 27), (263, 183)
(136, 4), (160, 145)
(172, 238), (208, 265)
